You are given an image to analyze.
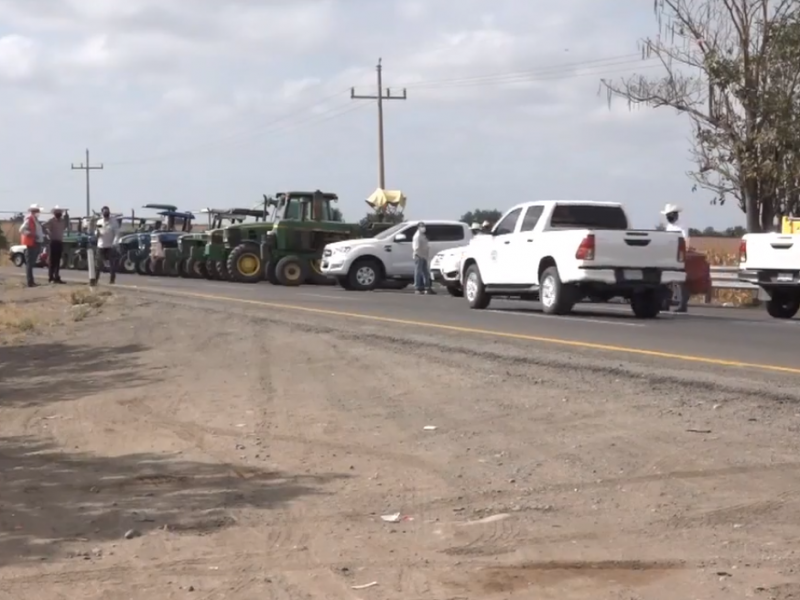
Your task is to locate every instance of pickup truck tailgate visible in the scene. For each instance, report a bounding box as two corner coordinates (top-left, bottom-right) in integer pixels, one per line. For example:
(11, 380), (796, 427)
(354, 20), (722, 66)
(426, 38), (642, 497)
(743, 234), (800, 270)
(593, 230), (682, 268)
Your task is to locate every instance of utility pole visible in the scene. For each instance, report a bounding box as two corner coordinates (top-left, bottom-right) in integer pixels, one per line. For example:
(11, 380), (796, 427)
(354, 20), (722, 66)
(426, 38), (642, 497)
(71, 149), (104, 217)
(351, 58), (406, 189)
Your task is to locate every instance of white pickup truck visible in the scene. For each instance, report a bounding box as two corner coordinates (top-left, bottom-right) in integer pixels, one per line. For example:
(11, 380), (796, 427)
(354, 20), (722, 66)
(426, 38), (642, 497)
(738, 233), (800, 318)
(321, 220), (472, 290)
(460, 200), (687, 317)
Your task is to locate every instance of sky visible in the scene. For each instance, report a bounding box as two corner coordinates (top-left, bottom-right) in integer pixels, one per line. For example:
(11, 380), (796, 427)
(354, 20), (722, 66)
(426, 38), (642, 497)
(0, 0), (746, 230)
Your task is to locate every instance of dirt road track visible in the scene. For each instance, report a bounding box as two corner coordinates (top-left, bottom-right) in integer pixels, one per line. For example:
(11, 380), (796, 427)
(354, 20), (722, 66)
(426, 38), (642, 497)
(1, 284), (800, 599)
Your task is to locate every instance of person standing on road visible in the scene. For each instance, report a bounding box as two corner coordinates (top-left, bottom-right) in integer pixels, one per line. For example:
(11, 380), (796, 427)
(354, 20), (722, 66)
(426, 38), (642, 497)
(44, 206), (67, 284)
(19, 203), (45, 287)
(413, 222), (435, 295)
(661, 203), (689, 313)
(95, 206), (120, 284)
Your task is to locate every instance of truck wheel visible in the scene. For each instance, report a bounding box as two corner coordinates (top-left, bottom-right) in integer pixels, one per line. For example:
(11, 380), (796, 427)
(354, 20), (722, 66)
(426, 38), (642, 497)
(265, 261), (279, 285)
(540, 266), (575, 315)
(336, 276), (353, 290)
(766, 294), (800, 319)
(630, 290), (661, 319)
(464, 264), (491, 309)
(275, 255), (307, 286)
(446, 285), (463, 297)
(347, 258), (382, 291)
(11, 253), (24, 267)
(227, 244), (263, 283)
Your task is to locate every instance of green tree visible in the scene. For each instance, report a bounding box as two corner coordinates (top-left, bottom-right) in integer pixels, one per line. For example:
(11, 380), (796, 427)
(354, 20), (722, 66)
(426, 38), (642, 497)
(601, 0), (800, 232)
(459, 209), (502, 225)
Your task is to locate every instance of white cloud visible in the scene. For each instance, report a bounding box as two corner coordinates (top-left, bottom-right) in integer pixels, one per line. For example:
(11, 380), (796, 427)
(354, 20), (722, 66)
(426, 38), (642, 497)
(0, 0), (745, 228)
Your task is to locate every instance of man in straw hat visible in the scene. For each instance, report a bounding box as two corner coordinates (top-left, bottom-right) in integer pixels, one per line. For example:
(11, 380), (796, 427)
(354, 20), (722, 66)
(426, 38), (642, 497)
(661, 203), (689, 312)
(44, 205), (67, 284)
(18, 203), (45, 287)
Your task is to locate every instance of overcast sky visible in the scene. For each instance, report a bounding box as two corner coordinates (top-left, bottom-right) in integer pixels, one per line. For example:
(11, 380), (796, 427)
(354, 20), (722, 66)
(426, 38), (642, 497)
(0, 0), (745, 229)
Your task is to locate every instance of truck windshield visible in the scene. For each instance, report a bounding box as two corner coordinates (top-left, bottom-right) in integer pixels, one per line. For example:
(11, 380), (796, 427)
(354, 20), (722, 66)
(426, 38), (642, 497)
(549, 204), (628, 230)
(374, 223), (407, 239)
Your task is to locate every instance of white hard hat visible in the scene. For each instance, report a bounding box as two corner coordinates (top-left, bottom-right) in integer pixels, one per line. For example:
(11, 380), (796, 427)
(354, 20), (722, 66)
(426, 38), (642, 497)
(660, 203), (682, 215)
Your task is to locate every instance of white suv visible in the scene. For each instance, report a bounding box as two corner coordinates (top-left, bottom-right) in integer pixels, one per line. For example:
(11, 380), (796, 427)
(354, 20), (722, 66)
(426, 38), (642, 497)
(322, 220), (471, 290)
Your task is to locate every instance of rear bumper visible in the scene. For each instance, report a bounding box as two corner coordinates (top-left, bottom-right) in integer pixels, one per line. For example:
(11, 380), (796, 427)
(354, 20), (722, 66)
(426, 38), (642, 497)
(739, 268), (800, 289)
(569, 267), (685, 287)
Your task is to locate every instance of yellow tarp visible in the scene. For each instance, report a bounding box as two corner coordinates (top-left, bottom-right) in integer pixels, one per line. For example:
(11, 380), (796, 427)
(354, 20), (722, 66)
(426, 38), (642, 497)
(366, 188), (406, 210)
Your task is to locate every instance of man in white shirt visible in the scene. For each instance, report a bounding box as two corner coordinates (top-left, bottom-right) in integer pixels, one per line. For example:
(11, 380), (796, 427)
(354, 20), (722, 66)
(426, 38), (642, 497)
(412, 222), (435, 294)
(94, 206), (120, 284)
(661, 203), (689, 312)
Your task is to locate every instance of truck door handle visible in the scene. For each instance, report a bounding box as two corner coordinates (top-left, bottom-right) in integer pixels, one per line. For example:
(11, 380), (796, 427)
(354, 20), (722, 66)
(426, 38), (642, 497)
(503, 240), (510, 244)
(526, 239), (533, 242)
(383, 245), (392, 252)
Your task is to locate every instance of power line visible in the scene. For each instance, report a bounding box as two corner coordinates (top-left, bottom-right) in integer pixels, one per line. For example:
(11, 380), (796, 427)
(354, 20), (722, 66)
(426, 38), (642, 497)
(351, 58), (407, 190)
(71, 149), (103, 217)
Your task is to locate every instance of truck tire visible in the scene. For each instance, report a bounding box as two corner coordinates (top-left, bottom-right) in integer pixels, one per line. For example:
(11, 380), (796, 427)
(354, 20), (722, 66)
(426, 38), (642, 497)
(539, 266), (575, 315)
(275, 255), (307, 286)
(766, 294), (800, 319)
(347, 258), (382, 291)
(11, 252), (24, 267)
(446, 285), (463, 297)
(630, 290), (661, 318)
(464, 264), (491, 309)
(336, 276), (353, 290)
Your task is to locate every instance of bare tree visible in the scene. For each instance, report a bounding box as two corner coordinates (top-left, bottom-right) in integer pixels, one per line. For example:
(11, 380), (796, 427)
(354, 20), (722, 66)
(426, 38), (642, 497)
(601, 0), (800, 232)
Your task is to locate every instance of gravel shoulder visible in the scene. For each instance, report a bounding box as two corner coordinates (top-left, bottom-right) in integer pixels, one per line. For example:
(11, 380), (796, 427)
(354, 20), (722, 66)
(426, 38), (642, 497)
(1, 282), (799, 599)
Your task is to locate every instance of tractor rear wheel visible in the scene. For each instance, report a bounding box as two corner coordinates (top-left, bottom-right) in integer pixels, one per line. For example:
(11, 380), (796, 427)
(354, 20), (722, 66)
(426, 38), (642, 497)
(275, 255), (307, 286)
(152, 257), (165, 276)
(305, 257), (334, 285)
(166, 259), (180, 277)
(178, 258), (190, 278)
(265, 261), (279, 285)
(186, 257), (205, 278)
(227, 244), (263, 283)
(205, 260), (218, 279)
(215, 260), (230, 281)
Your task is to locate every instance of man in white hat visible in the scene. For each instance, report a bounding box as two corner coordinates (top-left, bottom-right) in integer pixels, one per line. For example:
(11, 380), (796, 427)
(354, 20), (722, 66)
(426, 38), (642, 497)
(661, 203), (689, 312)
(44, 205), (67, 283)
(18, 203), (45, 287)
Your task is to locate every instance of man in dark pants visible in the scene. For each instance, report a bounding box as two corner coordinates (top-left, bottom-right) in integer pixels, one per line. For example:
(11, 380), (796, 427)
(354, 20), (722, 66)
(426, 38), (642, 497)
(95, 206), (120, 284)
(45, 206), (67, 283)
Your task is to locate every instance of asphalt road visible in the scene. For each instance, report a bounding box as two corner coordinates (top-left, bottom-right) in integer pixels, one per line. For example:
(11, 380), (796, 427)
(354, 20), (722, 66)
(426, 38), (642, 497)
(3, 266), (799, 374)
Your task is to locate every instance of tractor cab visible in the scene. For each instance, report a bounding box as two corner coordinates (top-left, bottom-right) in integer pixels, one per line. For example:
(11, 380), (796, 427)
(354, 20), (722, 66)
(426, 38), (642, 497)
(273, 190), (340, 223)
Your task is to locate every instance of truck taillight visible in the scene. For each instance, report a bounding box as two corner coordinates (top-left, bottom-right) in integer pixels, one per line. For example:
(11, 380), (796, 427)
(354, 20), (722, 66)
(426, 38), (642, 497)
(677, 237), (686, 262)
(575, 234), (595, 260)
(738, 239), (746, 262)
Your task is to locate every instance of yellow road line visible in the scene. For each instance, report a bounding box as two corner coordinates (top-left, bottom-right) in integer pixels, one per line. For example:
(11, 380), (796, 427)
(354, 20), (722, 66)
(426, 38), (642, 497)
(113, 283), (800, 375)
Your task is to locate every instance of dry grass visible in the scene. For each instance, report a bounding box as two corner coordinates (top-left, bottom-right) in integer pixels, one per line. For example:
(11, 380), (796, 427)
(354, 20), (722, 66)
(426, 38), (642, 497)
(0, 284), (113, 342)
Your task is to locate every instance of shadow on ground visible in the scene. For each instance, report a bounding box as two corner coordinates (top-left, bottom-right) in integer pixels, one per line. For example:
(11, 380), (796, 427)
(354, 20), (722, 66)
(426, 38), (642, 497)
(0, 342), (151, 407)
(0, 435), (349, 567)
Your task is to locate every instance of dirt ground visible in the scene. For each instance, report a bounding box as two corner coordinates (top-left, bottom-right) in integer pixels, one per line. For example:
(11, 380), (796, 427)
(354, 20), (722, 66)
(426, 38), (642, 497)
(1, 280), (799, 600)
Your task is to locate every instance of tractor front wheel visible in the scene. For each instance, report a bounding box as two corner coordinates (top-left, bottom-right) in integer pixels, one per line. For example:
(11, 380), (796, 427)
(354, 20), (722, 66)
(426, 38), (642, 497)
(265, 261), (279, 285)
(227, 244), (263, 283)
(275, 255), (307, 286)
(215, 260), (230, 281)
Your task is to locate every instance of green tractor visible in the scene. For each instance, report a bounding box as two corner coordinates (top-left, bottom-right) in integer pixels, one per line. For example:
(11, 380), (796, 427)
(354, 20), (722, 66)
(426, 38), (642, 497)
(222, 190), (395, 286)
(179, 206), (269, 278)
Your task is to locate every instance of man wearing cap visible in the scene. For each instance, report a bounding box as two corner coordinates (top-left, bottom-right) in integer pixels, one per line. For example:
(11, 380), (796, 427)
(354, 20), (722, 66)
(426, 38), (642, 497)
(661, 203), (689, 312)
(18, 204), (45, 287)
(44, 206), (67, 284)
